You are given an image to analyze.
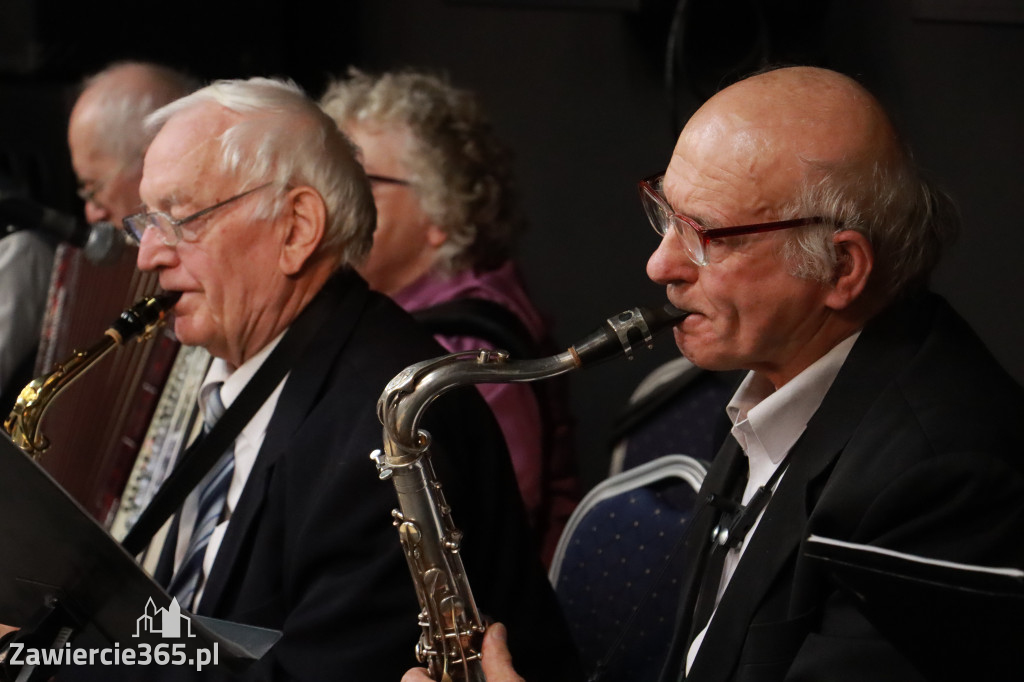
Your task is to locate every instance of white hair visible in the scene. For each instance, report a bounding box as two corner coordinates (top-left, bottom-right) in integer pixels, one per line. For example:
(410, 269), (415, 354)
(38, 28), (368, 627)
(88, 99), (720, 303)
(146, 77), (376, 267)
(780, 148), (959, 300)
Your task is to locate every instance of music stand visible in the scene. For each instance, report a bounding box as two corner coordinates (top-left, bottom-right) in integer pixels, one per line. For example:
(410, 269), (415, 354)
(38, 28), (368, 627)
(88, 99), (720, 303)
(805, 534), (1024, 681)
(0, 434), (280, 680)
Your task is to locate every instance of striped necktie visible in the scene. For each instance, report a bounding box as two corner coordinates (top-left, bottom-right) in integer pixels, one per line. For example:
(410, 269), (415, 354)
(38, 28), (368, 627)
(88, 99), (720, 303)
(166, 382), (234, 610)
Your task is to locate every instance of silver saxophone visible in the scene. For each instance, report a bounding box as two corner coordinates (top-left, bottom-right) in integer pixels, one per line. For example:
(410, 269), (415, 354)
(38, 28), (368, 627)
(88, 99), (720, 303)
(372, 303), (689, 682)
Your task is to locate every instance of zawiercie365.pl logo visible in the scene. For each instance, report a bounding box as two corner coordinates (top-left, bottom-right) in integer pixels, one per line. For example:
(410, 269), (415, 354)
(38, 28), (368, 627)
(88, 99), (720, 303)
(6, 598), (219, 672)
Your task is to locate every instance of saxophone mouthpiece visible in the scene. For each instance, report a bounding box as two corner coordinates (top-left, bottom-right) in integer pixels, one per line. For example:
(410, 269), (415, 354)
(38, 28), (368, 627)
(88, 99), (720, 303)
(569, 303), (689, 367)
(638, 302), (690, 334)
(107, 291), (181, 345)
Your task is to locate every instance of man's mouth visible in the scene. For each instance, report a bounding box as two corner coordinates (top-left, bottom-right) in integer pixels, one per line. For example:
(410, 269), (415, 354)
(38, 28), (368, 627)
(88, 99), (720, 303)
(668, 299), (696, 319)
(672, 308), (701, 332)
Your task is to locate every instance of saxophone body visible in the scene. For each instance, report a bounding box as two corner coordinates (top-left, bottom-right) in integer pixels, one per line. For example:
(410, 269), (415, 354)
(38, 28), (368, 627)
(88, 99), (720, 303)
(4, 293), (180, 459)
(373, 303), (688, 682)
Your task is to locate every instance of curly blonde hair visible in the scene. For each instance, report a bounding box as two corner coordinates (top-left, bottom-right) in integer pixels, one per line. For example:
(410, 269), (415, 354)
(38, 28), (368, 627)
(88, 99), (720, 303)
(320, 68), (525, 273)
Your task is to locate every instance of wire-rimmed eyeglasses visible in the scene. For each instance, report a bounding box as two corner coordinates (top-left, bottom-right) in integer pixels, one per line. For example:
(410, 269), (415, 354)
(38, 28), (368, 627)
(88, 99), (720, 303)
(122, 183), (274, 247)
(638, 174), (834, 267)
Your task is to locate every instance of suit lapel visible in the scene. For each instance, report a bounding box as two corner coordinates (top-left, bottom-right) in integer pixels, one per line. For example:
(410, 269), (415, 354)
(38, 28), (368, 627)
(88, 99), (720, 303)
(659, 437), (746, 682)
(152, 514), (180, 588)
(689, 428), (843, 681)
(196, 272), (371, 615)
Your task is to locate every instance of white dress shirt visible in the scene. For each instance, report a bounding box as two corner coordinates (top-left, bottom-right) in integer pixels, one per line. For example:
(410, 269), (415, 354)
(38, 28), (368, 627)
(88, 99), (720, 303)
(686, 332), (860, 675)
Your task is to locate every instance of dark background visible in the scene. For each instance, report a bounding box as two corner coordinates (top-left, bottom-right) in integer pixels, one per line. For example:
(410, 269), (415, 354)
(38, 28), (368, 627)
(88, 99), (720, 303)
(2, 0), (1021, 488)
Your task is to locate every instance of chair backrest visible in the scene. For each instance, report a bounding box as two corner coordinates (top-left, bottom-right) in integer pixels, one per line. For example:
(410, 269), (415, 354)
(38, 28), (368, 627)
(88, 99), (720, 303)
(609, 357), (742, 475)
(549, 454), (707, 682)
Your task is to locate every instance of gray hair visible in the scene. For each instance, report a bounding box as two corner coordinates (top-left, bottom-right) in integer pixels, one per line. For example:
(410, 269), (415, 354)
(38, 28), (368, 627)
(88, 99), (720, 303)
(320, 68), (524, 273)
(79, 61), (198, 170)
(780, 145), (959, 301)
(146, 77), (376, 267)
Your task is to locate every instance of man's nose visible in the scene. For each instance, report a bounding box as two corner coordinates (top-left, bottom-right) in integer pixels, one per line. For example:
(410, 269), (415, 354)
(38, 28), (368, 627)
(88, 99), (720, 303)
(647, 231), (698, 286)
(136, 225), (177, 272)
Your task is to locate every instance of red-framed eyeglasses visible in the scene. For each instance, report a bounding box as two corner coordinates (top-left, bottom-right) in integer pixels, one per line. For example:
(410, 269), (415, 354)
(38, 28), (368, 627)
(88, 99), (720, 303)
(638, 174), (834, 266)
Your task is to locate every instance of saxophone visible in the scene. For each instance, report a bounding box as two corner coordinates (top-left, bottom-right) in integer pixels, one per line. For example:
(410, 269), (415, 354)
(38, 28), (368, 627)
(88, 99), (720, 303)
(373, 303), (689, 682)
(4, 292), (181, 459)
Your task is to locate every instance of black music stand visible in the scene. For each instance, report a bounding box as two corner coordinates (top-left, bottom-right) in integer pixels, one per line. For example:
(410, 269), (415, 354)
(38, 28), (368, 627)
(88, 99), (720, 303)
(0, 434), (280, 680)
(805, 534), (1024, 682)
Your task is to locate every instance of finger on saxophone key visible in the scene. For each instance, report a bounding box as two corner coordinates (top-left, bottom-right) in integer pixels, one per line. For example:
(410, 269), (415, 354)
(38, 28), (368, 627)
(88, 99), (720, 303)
(481, 623), (526, 682)
(399, 623), (525, 682)
(400, 667), (433, 682)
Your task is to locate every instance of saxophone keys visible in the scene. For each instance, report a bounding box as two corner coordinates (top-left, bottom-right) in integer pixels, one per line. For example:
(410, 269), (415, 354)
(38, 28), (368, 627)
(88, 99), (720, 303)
(399, 519), (422, 546)
(443, 530), (463, 553)
(369, 448), (393, 479)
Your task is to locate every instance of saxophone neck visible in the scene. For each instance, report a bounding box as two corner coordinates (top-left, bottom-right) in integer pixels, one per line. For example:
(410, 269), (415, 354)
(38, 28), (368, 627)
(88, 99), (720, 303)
(378, 350), (575, 466)
(377, 302), (688, 467)
(4, 335), (118, 458)
(3, 292), (180, 459)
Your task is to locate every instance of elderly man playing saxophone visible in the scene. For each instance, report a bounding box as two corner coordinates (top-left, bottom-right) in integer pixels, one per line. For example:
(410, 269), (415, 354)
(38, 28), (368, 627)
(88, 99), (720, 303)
(48, 76), (578, 681)
(406, 65), (1024, 682)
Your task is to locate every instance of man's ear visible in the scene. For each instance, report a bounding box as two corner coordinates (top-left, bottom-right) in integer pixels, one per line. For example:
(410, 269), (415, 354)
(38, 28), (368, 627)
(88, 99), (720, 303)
(825, 229), (874, 311)
(279, 186), (326, 275)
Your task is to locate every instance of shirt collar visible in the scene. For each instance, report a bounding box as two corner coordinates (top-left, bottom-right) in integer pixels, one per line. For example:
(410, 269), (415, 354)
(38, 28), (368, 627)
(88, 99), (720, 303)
(201, 331), (286, 413)
(726, 331), (861, 469)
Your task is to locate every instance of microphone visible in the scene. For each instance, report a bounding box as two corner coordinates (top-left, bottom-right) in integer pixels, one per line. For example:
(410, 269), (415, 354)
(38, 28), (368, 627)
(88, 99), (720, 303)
(0, 196), (126, 266)
(79, 222), (126, 266)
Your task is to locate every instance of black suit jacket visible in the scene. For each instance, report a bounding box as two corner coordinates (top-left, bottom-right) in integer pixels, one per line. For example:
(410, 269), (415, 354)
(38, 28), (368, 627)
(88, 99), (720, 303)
(661, 293), (1024, 682)
(136, 271), (579, 681)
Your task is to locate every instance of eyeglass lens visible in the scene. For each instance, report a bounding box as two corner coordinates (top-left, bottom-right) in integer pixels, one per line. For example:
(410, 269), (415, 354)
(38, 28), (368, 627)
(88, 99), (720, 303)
(122, 212), (185, 246)
(641, 180), (706, 265)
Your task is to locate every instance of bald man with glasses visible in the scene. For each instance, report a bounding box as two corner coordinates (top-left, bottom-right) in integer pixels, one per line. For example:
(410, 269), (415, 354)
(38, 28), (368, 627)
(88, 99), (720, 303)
(406, 65), (1024, 682)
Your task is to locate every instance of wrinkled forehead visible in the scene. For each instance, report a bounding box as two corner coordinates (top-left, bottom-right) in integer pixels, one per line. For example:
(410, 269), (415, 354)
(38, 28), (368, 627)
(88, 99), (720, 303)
(663, 109), (803, 224)
(663, 69), (890, 222)
(68, 111), (119, 179)
(69, 141), (123, 183)
(140, 104), (236, 206)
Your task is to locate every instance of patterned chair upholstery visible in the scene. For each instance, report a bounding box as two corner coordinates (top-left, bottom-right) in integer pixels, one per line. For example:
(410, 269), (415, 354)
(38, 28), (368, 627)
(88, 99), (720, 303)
(610, 357), (742, 476)
(549, 455), (706, 681)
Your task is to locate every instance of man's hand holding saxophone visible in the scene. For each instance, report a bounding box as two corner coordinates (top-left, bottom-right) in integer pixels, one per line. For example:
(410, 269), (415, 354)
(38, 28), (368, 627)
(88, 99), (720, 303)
(402, 624), (525, 682)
